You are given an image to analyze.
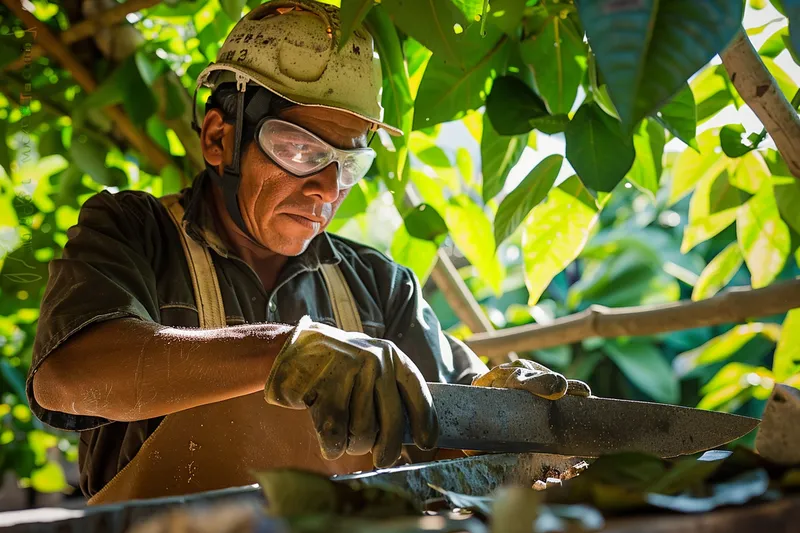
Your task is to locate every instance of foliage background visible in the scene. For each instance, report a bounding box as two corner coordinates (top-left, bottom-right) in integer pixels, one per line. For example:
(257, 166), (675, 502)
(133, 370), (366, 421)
(0, 0), (799, 501)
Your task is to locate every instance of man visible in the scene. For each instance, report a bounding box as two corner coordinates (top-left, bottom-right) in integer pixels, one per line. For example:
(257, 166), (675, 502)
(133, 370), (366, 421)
(27, 0), (589, 504)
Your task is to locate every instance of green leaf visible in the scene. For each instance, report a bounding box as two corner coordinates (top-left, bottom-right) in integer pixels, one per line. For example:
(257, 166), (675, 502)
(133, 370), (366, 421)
(485, 75), (549, 135)
(163, 75), (187, 121)
(604, 340), (680, 404)
(521, 16), (587, 115)
(456, 147), (475, 187)
(445, 196), (505, 295)
(404, 203), (448, 243)
(451, 0), (483, 20)
(784, 1), (800, 60)
(774, 309), (800, 380)
(119, 56), (158, 127)
(30, 461), (68, 493)
(775, 179), (800, 234)
(729, 151), (769, 194)
(579, 0), (743, 131)
(414, 24), (508, 129)
(720, 124), (755, 158)
(380, 0), (467, 67)
(390, 224), (439, 284)
(68, 132), (127, 188)
(565, 102), (635, 192)
(134, 51), (166, 86)
(481, 113), (526, 201)
(691, 65), (736, 124)
(522, 176), (600, 305)
(626, 119), (665, 201)
(0, 120), (10, 176)
(758, 25), (789, 57)
(674, 323), (779, 377)
(692, 243), (743, 301)
(655, 83), (697, 149)
(339, 0), (374, 48)
(487, 0), (526, 34)
(669, 129), (728, 206)
(494, 154), (562, 246)
(681, 169), (745, 253)
(737, 182), (790, 288)
(575, 0), (658, 130)
(220, 0), (246, 21)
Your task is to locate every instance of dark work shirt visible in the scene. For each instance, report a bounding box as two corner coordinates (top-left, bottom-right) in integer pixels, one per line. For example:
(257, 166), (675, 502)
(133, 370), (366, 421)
(27, 171), (487, 498)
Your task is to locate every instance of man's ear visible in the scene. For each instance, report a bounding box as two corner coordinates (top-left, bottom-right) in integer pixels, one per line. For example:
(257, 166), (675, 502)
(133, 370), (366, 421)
(200, 108), (230, 168)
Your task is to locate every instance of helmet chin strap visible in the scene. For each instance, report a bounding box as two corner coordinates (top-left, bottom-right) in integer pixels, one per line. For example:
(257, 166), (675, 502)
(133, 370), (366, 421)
(204, 78), (274, 248)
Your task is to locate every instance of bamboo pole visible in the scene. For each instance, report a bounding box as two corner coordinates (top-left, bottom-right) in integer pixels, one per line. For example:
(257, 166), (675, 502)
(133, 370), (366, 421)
(720, 29), (800, 178)
(4, 0), (181, 176)
(4, 0), (161, 72)
(465, 279), (800, 358)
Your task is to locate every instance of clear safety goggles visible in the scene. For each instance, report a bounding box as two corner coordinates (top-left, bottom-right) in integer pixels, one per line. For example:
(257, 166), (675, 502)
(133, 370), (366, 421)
(255, 118), (376, 188)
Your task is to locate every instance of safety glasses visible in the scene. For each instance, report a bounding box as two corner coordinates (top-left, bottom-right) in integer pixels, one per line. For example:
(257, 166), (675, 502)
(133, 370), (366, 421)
(255, 118), (376, 188)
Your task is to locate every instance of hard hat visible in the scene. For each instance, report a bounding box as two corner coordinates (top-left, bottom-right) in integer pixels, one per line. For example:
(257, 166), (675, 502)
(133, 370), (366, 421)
(193, 0), (401, 136)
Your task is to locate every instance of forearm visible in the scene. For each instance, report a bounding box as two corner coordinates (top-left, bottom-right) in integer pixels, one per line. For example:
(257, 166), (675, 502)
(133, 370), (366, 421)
(33, 318), (293, 421)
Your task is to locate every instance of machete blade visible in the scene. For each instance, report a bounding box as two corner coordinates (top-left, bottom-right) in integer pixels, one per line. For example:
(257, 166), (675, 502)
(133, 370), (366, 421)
(421, 383), (760, 458)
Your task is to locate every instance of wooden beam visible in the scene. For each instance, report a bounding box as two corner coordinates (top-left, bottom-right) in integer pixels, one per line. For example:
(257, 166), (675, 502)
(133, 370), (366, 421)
(465, 279), (800, 358)
(4, 0), (180, 175)
(4, 0), (162, 72)
(720, 29), (800, 178)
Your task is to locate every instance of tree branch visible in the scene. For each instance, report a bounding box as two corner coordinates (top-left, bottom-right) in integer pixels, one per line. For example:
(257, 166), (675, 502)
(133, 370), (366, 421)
(465, 279), (800, 358)
(4, 0), (183, 178)
(720, 29), (800, 178)
(4, 0), (161, 72)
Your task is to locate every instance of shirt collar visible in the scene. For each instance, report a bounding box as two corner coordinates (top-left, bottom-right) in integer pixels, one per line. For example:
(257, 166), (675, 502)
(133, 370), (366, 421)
(179, 170), (342, 270)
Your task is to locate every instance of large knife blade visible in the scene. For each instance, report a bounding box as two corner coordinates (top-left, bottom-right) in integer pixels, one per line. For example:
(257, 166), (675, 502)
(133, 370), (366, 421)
(411, 383), (759, 458)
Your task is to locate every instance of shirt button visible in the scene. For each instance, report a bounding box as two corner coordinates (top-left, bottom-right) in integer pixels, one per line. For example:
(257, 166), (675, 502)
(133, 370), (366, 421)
(268, 301), (276, 312)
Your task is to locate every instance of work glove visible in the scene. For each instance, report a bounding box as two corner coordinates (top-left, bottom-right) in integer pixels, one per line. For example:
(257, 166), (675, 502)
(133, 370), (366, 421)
(472, 359), (591, 399)
(264, 316), (438, 468)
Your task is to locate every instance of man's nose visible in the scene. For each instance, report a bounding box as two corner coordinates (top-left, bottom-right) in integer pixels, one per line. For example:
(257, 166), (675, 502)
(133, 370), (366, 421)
(302, 163), (341, 203)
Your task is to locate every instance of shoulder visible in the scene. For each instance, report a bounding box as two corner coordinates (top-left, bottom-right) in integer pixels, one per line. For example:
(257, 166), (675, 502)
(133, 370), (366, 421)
(78, 189), (165, 226)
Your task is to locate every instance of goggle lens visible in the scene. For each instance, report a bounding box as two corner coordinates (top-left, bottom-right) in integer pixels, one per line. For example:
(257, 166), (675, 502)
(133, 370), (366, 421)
(257, 119), (376, 188)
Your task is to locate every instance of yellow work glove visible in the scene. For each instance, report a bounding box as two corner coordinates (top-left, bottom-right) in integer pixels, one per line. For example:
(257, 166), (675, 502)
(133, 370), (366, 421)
(472, 359), (591, 399)
(264, 316), (438, 468)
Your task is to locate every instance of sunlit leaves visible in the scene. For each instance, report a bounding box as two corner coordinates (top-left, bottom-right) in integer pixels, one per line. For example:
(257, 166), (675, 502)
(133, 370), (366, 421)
(220, 0), (246, 21)
(485, 75), (549, 135)
(521, 16), (587, 115)
(522, 176), (600, 305)
(655, 84), (697, 149)
(380, 0), (467, 67)
(30, 461), (67, 493)
(494, 154), (563, 247)
(339, 0), (374, 48)
(681, 169), (745, 254)
(579, 0), (743, 131)
(669, 129), (728, 206)
(414, 24), (508, 129)
(775, 179), (800, 234)
(692, 243), (743, 301)
(604, 339), (680, 404)
(691, 65), (738, 124)
(390, 225), (439, 284)
(736, 182), (790, 289)
(626, 119), (665, 201)
(481, 112), (526, 202)
(445, 196), (505, 295)
(565, 102), (635, 192)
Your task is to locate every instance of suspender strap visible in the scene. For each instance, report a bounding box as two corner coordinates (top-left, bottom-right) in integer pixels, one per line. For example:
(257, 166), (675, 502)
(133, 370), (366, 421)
(160, 194), (226, 329)
(320, 263), (363, 333)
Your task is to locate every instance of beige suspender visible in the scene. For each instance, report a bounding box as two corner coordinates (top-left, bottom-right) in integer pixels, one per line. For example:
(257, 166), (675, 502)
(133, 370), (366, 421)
(160, 194), (362, 333)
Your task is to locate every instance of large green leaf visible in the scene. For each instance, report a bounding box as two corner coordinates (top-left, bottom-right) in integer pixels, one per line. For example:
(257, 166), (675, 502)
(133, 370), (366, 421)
(775, 179), (800, 234)
(655, 83), (697, 149)
(390, 224), (439, 284)
(404, 203), (448, 243)
(414, 24), (508, 129)
(674, 323), (779, 377)
(485, 75), (549, 135)
(445, 196), (505, 295)
(494, 154), (563, 247)
(521, 176), (600, 305)
(785, 1), (800, 60)
(487, 0), (526, 34)
(774, 308), (800, 381)
(681, 168), (746, 253)
(565, 102), (635, 192)
(578, 0), (743, 131)
(604, 340), (680, 404)
(691, 65), (737, 124)
(737, 182), (790, 289)
(669, 129), (729, 206)
(729, 152), (769, 194)
(521, 16), (587, 115)
(220, 0), (246, 20)
(339, 0), (374, 48)
(68, 132), (128, 188)
(481, 113), (526, 202)
(691, 242), (743, 301)
(626, 119), (665, 202)
(451, 0), (483, 20)
(380, 0), (467, 67)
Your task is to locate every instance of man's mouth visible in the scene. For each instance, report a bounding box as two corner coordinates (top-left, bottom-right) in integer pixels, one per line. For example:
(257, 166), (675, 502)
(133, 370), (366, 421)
(284, 212), (326, 230)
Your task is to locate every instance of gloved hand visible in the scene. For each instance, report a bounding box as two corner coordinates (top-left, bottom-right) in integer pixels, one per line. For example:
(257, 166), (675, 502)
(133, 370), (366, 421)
(264, 316), (437, 468)
(472, 359), (591, 399)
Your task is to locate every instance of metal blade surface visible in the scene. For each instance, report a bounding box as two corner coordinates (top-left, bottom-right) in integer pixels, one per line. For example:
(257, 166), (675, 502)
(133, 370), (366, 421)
(420, 383), (760, 458)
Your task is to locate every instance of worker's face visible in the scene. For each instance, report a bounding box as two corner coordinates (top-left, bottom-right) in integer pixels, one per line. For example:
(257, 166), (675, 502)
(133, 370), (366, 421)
(203, 104), (371, 256)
